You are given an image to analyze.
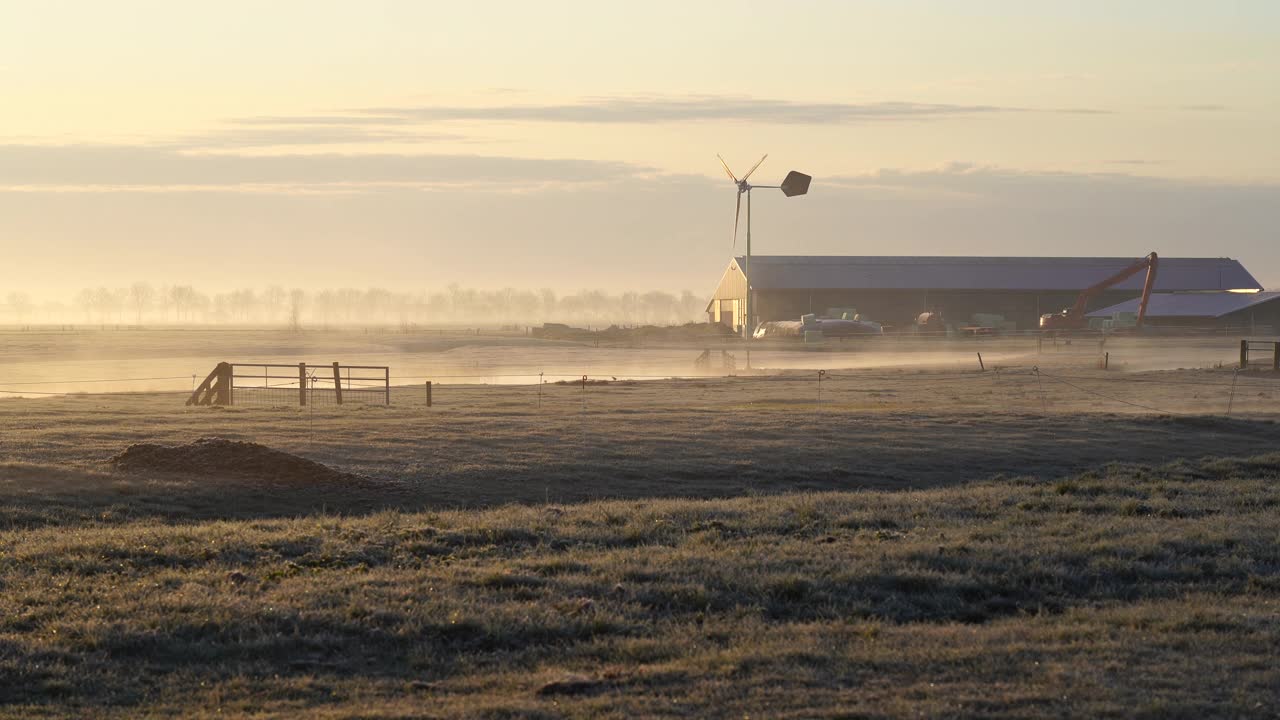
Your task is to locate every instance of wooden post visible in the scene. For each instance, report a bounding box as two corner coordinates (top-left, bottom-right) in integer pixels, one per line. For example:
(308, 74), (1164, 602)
(332, 362), (343, 405)
(1240, 339), (1248, 370)
(216, 362), (233, 406)
(384, 367), (390, 405)
(1105, 352), (1110, 370)
(187, 363), (230, 406)
(976, 352), (985, 371)
(299, 363), (307, 406)
(1273, 342), (1279, 372)
(425, 381), (432, 407)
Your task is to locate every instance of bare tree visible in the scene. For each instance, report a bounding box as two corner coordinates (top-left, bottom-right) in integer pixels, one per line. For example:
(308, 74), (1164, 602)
(263, 285), (286, 323)
(168, 286), (186, 322)
(288, 289), (305, 332)
(128, 282), (155, 325)
(74, 289), (95, 323)
(230, 289), (257, 323)
(61, 282), (708, 327)
(5, 292), (32, 324)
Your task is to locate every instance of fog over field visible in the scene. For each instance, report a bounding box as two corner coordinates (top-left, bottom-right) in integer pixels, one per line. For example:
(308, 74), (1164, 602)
(2, 284), (707, 327)
(5, 2), (1280, 717)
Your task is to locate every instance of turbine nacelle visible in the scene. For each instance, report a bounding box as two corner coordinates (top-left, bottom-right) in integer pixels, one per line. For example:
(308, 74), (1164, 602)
(716, 154), (810, 248)
(714, 154), (814, 341)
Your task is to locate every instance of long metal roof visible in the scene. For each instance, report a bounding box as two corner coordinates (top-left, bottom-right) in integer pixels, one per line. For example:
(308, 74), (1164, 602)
(1087, 291), (1280, 319)
(733, 255), (1262, 292)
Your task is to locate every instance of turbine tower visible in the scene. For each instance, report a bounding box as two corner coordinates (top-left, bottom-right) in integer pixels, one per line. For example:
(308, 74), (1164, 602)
(717, 154), (812, 339)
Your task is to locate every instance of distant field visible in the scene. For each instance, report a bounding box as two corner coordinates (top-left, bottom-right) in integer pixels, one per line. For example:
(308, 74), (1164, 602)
(0, 325), (1260, 395)
(2, 366), (1280, 517)
(2, 329), (1279, 716)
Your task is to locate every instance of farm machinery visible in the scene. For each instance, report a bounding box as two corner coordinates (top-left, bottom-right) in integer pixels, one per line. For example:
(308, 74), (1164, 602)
(1039, 252), (1159, 333)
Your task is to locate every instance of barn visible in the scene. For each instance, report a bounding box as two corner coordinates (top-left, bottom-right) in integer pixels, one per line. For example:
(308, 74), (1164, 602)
(1087, 292), (1280, 334)
(706, 255), (1263, 333)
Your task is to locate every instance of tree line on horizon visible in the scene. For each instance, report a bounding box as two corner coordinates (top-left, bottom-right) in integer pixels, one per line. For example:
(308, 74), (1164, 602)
(1, 284), (707, 328)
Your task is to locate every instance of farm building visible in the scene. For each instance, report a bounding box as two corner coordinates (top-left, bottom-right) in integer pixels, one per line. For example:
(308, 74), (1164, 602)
(1087, 292), (1280, 334)
(706, 255), (1263, 332)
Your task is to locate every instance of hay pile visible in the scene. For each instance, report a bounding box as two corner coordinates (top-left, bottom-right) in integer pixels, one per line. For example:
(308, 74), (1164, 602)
(110, 437), (359, 484)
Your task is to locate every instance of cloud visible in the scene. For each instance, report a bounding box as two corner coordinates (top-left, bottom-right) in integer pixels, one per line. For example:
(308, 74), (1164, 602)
(358, 96), (1022, 124)
(229, 115), (422, 126)
(164, 125), (471, 150)
(231, 94), (1109, 128)
(0, 144), (648, 191)
(3, 161), (1278, 294)
(172, 94), (1106, 150)
(1105, 159), (1162, 166)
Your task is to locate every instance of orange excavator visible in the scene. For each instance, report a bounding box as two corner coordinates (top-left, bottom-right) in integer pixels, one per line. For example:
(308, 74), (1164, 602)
(1039, 252), (1159, 332)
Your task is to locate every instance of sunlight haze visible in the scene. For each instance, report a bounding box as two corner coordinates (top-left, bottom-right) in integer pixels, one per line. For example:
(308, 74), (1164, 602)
(3, 0), (1278, 299)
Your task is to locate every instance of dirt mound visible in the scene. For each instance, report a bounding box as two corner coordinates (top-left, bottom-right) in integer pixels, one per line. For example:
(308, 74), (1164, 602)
(110, 437), (360, 484)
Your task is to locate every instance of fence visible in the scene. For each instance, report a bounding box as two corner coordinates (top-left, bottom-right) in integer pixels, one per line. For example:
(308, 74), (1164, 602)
(390, 366), (1280, 417)
(186, 362), (389, 407)
(6, 335), (1279, 417)
(7, 363), (1280, 417)
(1239, 340), (1280, 371)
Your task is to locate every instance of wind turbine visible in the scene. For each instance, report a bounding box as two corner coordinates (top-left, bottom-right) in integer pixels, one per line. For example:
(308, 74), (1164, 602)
(717, 154), (812, 339)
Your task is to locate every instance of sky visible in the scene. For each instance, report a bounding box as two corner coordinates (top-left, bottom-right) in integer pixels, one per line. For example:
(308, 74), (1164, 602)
(2, 0), (1278, 300)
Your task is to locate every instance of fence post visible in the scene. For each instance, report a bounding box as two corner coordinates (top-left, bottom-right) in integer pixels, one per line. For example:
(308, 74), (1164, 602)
(425, 380), (432, 407)
(216, 362), (233, 406)
(976, 352), (985, 371)
(1240, 339), (1248, 370)
(298, 363), (307, 406)
(332, 362), (343, 405)
(385, 367), (390, 405)
(1273, 342), (1279, 372)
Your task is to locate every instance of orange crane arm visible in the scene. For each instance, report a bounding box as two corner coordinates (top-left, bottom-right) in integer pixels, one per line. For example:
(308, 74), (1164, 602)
(1134, 252), (1159, 327)
(1065, 252), (1159, 326)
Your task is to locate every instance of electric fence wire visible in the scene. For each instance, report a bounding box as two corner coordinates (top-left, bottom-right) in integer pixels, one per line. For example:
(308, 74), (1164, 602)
(0, 364), (1274, 416)
(1035, 369), (1184, 415)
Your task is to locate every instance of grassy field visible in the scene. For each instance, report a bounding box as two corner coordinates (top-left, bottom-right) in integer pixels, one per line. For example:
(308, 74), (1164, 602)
(2, 330), (1279, 716)
(2, 454), (1279, 717)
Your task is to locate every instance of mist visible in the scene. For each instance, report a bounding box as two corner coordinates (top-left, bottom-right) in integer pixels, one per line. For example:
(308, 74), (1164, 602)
(3, 284), (707, 328)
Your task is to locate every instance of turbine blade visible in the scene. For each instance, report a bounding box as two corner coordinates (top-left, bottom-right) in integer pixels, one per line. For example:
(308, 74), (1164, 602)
(732, 191), (741, 249)
(717, 154), (738, 183)
(741, 153), (768, 182)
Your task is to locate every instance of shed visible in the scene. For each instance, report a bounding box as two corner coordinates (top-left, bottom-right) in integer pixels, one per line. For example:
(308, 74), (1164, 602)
(706, 255), (1263, 332)
(1087, 292), (1280, 333)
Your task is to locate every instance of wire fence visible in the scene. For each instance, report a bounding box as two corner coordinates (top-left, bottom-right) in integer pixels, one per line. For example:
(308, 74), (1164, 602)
(2, 365), (1279, 417)
(221, 363), (391, 407)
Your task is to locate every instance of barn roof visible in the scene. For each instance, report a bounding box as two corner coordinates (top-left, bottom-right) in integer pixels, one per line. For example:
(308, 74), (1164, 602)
(732, 256), (1262, 292)
(1087, 291), (1280, 319)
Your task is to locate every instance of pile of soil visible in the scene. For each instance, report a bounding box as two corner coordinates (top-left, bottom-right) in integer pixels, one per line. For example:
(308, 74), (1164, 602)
(109, 437), (360, 484)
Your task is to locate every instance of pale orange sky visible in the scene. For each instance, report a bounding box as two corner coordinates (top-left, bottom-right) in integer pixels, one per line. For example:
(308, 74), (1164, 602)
(2, 1), (1278, 299)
